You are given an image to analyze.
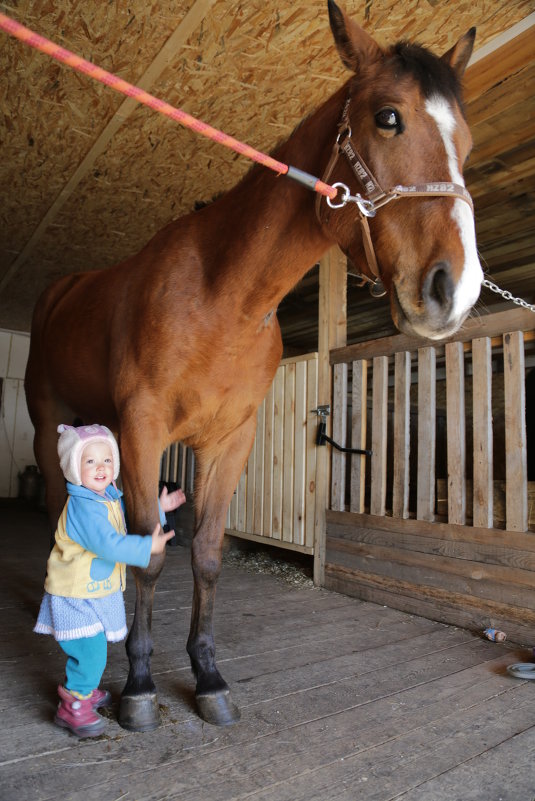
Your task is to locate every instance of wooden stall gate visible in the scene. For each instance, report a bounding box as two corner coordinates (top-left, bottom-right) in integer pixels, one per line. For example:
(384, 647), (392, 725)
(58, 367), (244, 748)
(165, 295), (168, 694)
(226, 352), (320, 554)
(160, 440), (195, 497)
(325, 308), (535, 644)
(161, 353), (321, 555)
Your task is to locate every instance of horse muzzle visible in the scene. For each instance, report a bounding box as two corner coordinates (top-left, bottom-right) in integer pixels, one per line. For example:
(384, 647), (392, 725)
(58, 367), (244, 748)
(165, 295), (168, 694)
(391, 260), (481, 341)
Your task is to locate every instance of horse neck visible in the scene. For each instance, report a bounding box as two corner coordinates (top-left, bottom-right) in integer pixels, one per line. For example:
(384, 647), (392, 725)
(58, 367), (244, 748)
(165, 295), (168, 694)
(204, 85), (347, 317)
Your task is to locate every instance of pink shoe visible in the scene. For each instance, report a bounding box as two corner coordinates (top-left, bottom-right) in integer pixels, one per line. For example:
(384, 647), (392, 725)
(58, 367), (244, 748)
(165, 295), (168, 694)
(55, 685), (107, 738)
(89, 688), (112, 709)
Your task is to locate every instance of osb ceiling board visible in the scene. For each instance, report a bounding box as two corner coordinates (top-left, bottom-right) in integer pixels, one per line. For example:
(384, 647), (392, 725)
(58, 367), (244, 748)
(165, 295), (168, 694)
(0, 0), (534, 347)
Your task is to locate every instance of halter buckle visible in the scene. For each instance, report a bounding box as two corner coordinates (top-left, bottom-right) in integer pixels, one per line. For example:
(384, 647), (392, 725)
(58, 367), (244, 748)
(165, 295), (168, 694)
(326, 183), (377, 217)
(369, 277), (387, 298)
(336, 124), (352, 145)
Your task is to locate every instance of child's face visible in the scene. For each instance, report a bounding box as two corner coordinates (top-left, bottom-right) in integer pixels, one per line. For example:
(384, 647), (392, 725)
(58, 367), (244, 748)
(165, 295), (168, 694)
(80, 442), (114, 494)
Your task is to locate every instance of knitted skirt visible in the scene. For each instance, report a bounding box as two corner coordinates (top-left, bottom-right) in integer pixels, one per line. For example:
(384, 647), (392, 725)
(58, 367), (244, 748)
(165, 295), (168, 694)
(34, 590), (128, 642)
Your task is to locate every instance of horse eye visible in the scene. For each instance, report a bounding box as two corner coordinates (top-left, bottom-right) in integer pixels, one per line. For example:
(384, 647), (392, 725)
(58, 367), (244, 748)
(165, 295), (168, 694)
(375, 107), (401, 131)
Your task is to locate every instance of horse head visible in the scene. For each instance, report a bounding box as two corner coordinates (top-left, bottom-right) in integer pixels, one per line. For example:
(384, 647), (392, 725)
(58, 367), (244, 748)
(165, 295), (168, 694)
(320, 1), (482, 340)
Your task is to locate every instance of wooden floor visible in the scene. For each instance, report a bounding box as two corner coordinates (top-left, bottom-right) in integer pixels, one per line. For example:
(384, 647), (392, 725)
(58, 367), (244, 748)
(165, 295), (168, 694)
(2, 501), (535, 801)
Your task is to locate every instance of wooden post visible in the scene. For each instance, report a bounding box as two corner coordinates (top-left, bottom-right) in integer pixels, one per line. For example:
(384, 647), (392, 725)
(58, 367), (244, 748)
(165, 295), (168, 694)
(253, 401), (265, 535)
(331, 362), (348, 511)
(245, 424), (256, 534)
(370, 355), (389, 516)
(417, 346), (436, 522)
(504, 330), (528, 532)
(262, 384), (274, 538)
(314, 247), (347, 586)
(282, 362), (296, 541)
(293, 360), (307, 546)
(271, 366), (284, 540)
(393, 351), (411, 519)
(350, 359), (368, 513)
(472, 337), (493, 528)
(446, 341), (466, 524)
(305, 356), (319, 550)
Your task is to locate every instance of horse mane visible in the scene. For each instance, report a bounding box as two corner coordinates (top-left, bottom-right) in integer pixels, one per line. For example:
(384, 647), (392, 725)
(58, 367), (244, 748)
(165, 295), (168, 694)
(387, 41), (465, 110)
(193, 195), (222, 211)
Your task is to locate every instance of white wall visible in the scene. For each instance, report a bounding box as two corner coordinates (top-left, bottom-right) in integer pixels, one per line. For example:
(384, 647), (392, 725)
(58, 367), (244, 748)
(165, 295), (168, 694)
(0, 330), (35, 497)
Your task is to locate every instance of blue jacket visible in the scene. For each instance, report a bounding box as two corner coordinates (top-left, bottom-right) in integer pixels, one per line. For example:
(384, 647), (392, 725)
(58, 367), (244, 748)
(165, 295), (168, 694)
(44, 483), (161, 598)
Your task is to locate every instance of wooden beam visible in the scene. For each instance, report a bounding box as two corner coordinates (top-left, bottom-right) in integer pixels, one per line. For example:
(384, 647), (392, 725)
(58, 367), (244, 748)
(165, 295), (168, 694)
(392, 351), (411, 519)
(504, 330), (528, 531)
(330, 308), (535, 364)
(417, 347), (436, 522)
(350, 359), (368, 514)
(464, 17), (535, 102)
(314, 247), (346, 586)
(472, 337), (493, 528)
(370, 356), (388, 516)
(446, 341), (466, 525)
(331, 362), (348, 512)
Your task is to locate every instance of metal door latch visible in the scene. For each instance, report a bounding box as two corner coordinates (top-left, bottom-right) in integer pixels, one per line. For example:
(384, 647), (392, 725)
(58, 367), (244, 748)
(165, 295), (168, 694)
(311, 405), (372, 456)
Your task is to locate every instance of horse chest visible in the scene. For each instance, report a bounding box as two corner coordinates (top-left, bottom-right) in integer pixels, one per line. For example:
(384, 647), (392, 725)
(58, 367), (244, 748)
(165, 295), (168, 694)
(168, 323), (281, 441)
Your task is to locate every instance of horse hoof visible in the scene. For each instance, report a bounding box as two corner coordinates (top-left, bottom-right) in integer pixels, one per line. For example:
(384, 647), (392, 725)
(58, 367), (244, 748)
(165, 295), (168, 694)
(196, 688), (241, 726)
(118, 692), (160, 732)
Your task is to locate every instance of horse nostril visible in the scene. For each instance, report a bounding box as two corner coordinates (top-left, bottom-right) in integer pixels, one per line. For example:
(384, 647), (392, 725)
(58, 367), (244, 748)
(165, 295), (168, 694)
(423, 261), (453, 311)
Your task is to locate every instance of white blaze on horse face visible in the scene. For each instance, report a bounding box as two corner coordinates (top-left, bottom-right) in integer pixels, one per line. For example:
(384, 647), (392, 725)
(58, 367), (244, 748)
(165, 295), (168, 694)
(424, 96), (482, 323)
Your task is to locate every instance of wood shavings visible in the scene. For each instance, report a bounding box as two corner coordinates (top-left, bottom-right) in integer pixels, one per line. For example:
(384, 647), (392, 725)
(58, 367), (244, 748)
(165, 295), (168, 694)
(222, 546), (314, 588)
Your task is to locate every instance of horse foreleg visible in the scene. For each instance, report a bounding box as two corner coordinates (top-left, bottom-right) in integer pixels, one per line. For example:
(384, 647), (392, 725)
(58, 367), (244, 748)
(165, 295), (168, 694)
(187, 416), (257, 725)
(116, 423), (167, 732)
(119, 554), (166, 731)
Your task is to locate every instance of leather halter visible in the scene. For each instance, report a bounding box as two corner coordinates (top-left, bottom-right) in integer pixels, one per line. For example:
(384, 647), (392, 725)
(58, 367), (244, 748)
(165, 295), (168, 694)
(315, 97), (474, 291)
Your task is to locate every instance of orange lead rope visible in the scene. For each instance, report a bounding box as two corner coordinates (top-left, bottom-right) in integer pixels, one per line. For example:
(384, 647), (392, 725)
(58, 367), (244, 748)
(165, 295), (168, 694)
(0, 12), (338, 201)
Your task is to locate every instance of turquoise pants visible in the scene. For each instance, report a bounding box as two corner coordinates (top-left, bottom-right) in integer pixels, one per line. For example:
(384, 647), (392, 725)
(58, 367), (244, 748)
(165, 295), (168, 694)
(58, 632), (108, 695)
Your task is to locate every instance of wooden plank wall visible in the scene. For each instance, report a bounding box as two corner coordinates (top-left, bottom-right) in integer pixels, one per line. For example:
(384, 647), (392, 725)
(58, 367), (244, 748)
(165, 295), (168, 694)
(0, 331), (34, 497)
(160, 441), (195, 496)
(325, 308), (535, 644)
(226, 353), (319, 554)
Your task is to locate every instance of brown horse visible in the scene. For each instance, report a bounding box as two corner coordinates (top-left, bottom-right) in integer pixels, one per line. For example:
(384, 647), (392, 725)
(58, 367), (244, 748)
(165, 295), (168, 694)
(25, 1), (481, 731)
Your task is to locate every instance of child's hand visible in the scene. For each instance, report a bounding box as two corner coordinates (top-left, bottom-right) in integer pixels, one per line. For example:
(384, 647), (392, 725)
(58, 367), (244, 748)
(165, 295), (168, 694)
(159, 486), (186, 513)
(150, 522), (175, 555)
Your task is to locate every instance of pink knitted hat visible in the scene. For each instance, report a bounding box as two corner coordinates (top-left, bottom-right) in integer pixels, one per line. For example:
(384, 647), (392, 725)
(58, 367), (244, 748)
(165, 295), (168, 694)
(57, 424), (120, 485)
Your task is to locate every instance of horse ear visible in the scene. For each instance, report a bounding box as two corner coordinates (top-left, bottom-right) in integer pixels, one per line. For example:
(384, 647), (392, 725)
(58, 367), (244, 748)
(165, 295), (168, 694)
(328, 0), (383, 72)
(442, 28), (476, 78)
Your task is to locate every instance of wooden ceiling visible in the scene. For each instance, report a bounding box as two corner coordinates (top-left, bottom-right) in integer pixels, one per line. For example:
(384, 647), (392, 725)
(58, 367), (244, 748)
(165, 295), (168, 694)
(0, 1), (534, 354)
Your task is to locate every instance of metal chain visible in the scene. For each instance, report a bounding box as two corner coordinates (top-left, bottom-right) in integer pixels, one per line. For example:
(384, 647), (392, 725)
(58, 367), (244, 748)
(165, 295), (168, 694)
(482, 278), (535, 313)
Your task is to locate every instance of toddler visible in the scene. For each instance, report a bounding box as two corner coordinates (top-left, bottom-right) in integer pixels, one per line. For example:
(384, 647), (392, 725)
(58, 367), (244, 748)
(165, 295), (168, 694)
(34, 423), (185, 738)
